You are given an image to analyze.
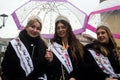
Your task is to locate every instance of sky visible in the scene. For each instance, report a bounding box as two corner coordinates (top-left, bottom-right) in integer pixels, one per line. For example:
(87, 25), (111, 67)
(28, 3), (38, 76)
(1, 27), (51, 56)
(0, 0), (99, 38)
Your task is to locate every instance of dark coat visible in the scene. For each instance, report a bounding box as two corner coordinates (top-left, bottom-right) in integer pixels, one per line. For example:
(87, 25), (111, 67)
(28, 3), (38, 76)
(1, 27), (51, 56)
(1, 30), (47, 80)
(84, 43), (120, 80)
(45, 41), (86, 80)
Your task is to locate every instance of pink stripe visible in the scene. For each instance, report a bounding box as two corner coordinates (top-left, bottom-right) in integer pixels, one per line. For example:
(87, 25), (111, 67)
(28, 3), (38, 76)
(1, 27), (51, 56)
(86, 24), (96, 32)
(89, 5), (120, 16)
(113, 34), (120, 39)
(86, 24), (120, 39)
(86, 6), (120, 39)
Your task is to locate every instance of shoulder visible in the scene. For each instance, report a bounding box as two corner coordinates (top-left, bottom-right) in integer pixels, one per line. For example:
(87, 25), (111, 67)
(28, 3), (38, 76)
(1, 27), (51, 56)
(85, 43), (94, 49)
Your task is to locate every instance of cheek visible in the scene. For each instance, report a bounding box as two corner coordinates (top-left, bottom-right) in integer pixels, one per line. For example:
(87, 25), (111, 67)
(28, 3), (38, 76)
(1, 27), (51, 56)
(36, 30), (40, 35)
(97, 36), (100, 40)
(105, 36), (109, 41)
(26, 28), (34, 35)
(25, 27), (32, 32)
(56, 30), (60, 34)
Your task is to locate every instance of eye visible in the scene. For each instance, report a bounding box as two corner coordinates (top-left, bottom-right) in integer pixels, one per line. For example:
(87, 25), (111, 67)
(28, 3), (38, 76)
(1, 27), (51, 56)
(36, 27), (41, 30)
(101, 31), (105, 34)
(61, 26), (66, 29)
(31, 25), (41, 30)
(31, 25), (35, 28)
(56, 26), (60, 30)
(97, 32), (100, 36)
(97, 31), (106, 36)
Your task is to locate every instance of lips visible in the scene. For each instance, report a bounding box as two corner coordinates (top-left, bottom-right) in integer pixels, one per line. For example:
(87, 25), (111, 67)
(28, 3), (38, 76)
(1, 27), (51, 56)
(98, 37), (106, 43)
(31, 32), (38, 37)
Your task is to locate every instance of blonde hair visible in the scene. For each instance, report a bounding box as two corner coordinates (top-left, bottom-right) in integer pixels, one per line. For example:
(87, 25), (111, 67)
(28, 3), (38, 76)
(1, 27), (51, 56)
(26, 16), (42, 30)
(96, 25), (117, 48)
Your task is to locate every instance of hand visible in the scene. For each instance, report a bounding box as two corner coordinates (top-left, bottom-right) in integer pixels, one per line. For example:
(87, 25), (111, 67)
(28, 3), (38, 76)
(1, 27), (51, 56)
(105, 77), (118, 80)
(69, 77), (76, 80)
(45, 49), (53, 62)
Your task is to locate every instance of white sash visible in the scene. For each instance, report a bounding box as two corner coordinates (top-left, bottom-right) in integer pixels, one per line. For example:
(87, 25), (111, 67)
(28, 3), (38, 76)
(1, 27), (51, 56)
(49, 42), (73, 73)
(10, 38), (34, 76)
(89, 49), (120, 78)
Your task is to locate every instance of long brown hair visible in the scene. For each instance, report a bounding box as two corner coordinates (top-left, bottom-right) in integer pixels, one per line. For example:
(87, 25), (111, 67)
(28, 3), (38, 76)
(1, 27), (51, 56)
(96, 25), (117, 56)
(51, 20), (84, 60)
(96, 25), (117, 48)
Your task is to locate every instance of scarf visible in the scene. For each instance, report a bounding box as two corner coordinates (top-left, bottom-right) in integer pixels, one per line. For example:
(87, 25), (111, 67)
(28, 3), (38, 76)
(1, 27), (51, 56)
(10, 38), (34, 76)
(89, 49), (120, 78)
(49, 42), (73, 73)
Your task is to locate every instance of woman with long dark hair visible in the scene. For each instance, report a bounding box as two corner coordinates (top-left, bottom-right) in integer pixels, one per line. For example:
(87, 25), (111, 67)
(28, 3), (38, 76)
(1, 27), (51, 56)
(45, 16), (85, 80)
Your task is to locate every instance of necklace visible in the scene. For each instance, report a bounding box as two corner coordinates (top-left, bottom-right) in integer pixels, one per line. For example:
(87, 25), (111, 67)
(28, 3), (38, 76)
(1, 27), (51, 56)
(62, 41), (69, 50)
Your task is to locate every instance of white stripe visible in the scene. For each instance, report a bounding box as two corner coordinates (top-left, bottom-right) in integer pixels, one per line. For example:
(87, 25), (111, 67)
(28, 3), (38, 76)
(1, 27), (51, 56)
(49, 42), (73, 73)
(11, 38), (34, 76)
(89, 49), (120, 78)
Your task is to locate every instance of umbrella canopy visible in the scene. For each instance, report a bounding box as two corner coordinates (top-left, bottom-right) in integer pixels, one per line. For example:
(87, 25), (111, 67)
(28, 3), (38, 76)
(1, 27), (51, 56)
(85, 0), (120, 39)
(12, 0), (87, 38)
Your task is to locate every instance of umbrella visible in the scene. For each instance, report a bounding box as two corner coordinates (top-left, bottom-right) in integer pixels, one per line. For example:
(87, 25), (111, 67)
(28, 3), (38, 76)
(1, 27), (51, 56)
(11, 0), (87, 38)
(86, 0), (120, 39)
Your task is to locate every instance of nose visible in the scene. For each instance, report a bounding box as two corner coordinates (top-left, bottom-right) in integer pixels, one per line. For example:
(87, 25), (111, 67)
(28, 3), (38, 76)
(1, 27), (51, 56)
(33, 28), (38, 32)
(59, 27), (63, 31)
(99, 33), (102, 36)
(97, 33), (103, 37)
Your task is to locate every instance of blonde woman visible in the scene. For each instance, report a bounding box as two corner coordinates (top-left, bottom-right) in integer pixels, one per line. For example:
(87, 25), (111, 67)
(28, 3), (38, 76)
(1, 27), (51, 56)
(1, 16), (47, 80)
(84, 25), (120, 80)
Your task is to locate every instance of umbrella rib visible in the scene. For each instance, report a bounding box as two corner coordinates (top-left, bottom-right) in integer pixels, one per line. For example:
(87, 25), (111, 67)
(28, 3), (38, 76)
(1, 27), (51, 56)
(63, 4), (83, 26)
(42, 2), (54, 34)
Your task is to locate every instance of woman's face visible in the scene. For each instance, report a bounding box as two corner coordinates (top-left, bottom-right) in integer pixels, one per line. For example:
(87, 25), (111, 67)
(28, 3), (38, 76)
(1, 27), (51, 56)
(56, 22), (68, 39)
(26, 21), (41, 38)
(96, 28), (109, 44)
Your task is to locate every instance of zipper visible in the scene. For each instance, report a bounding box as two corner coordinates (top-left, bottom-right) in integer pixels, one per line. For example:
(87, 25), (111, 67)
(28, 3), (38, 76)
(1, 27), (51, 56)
(31, 45), (35, 59)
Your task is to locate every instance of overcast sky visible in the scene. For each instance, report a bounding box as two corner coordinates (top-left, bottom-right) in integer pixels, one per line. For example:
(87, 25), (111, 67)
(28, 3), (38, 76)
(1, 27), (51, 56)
(0, 0), (99, 38)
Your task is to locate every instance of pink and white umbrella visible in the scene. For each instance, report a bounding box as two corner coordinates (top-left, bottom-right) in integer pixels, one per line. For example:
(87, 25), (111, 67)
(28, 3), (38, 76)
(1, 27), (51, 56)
(86, 0), (120, 39)
(12, 0), (87, 38)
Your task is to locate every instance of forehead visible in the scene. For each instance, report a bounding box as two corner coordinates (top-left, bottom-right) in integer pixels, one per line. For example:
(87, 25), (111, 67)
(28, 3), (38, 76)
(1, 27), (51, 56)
(33, 21), (40, 25)
(56, 22), (65, 27)
(97, 28), (106, 32)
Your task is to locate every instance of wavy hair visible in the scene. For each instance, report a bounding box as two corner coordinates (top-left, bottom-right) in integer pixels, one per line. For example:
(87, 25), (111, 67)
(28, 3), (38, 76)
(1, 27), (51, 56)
(96, 25), (117, 56)
(51, 20), (84, 60)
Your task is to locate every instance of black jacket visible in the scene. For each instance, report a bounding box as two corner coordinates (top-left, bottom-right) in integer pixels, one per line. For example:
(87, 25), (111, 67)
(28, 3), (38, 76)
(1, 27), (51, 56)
(1, 30), (47, 80)
(45, 41), (86, 80)
(84, 43), (120, 80)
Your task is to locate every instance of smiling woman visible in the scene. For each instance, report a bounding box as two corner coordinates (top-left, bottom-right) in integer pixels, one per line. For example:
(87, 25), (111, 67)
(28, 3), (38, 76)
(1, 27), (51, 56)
(44, 15), (86, 80)
(84, 24), (120, 80)
(1, 16), (48, 80)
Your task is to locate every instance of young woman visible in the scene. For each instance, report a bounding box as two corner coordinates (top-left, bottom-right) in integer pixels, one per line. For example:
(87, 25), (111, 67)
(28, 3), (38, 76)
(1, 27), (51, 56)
(84, 25), (120, 80)
(45, 16), (85, 80)
(1, 16), (47, 80)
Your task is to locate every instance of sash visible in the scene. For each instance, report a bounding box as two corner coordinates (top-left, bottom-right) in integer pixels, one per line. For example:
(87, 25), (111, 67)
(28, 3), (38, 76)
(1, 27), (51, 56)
(49, 42), (73, 73)
(89, 49), (120, 78)
(10, 38), (34, 76)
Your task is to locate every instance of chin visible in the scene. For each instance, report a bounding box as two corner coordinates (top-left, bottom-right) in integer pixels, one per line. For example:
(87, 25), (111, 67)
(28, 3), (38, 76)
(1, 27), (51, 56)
(99, 40), (105, 43)
(30, 35), (38, 38)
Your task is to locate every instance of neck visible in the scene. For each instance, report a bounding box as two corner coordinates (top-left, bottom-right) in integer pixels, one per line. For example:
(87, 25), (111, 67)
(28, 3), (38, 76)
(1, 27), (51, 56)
(62, 37), (68, 44)
(62, 38), (69, 49)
